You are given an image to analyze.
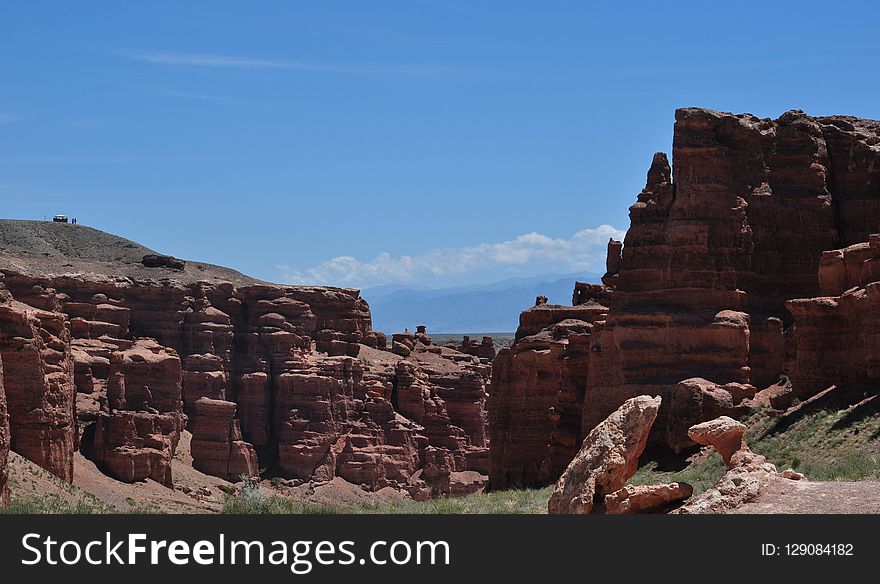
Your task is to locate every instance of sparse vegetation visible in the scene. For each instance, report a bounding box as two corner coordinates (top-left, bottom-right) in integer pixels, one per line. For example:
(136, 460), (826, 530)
(221, 479), (552, 515)
(630, 452), (727, 495)
(743, 399), (880, 481)
(634, 391), (880, 490)
(1, 467), (116, 514)
(2, 493), (111, 514)
(7, 385), (880, 515)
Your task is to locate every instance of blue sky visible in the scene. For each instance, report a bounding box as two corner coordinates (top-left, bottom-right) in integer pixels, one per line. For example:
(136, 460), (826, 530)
(2, 1), (879, 288)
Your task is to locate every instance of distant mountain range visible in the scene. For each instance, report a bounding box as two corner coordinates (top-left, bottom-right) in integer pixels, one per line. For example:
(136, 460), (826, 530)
(362, 272), (603, 334)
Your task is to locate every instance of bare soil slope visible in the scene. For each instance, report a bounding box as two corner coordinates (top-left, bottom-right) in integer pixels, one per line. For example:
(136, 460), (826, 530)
(728, 477), (880, 514)
(0, 219), (263, 286)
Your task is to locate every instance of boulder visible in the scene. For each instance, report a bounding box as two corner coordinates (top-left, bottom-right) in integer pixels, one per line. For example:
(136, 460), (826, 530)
(676, 416), (780, 514)
(141, 254), (185, 270)
(666, 378), (754, 452)
(548, 395), (660, 514)
(604, 482), (693, 514)
(687, 416), (746, 468)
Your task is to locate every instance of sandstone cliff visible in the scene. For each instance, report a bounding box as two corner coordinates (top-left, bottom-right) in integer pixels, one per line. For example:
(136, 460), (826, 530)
(490, 108), (880, 489)
(0, 354), (9, 505)
(0, 220), (490, 499)
(787, 233), (880, 399)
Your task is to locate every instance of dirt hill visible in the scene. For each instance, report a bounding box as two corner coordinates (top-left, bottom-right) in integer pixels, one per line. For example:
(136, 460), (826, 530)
(0, 219), (263, 286)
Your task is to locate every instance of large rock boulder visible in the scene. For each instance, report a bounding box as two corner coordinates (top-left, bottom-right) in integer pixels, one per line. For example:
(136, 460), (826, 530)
(141, 254), (185, 270)
(604, 482), (693, 514)
(665, 378), (754, 452)
(677, 416), (782, 514)
(687, 416), (746, 468)
(548, 395), (660, 514)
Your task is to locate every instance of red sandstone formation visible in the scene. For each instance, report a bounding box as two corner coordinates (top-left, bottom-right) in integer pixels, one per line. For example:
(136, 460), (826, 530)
(490, 290), (610, 488)
(0, 355), (9, 506)
(687, 416), (747, 468)
(81, 339), (185, 486)
(604, 482), (693, 514)
(457, 335), (496, 362)
(0, 276), (75, 482)
(548, 395), (660, 514)
(677, 416), (783, 514)
(548, 395), (695, 515)
(0, 223), (490, 497)
(191, 397), (258, 481)
(787, 233), (880, 399)
(491, 108), (880, 489)
(4, 107), (879, 506)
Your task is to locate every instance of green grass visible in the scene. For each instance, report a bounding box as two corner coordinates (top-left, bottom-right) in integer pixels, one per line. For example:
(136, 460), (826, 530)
(634, 389), (880, 489)
(222, 481), (552, 514)
(2, 494), (111, 514)
(1, 481), (116, 514)
(742, 399), (880, 481)
(630, 452), (727, 495)
(0, 461), (117, 514)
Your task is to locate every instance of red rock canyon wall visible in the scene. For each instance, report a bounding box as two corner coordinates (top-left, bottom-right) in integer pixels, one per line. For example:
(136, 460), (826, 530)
(490, 108), (880, 489)
(0, 270), (491, 498)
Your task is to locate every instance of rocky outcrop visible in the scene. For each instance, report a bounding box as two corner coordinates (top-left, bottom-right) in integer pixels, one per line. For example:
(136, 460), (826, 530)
(548, 395), (660, 514)
(687, 416), (747, 467)
(80, 339), (185, 486)
(491, 108), (880, 489)
(0, 355), (9, 506)
(665, 378), (753, 454)
(587, 110), (880, 446)
(489, 297), (609, 489)
(142, 254), (185, 270)
(191, 397), (258, 481)
(0, 277), (75, 482)
(0, 250), (490, 497)
(786, 234), (880, 399)
(604, 482), (693, 514)
(677, 416), (784, 514)
(457, 336), (496, 362)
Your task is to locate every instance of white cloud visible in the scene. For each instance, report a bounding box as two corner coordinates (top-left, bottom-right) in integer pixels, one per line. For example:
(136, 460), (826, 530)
(277, 224), (626, 288)
(146, 87), (237, 103)
(118, 51), (443, 77)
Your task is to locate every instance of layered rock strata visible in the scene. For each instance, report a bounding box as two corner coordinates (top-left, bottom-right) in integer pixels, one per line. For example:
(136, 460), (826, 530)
(0, 225), (490, 497)
(786, 233), (880, 399)
(489, 295), (610, 489)
(0, 355), (9, 506)
(0, 277), (75, 482)
(491, 108), (880, 489)
(191, 397), (258, 481)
